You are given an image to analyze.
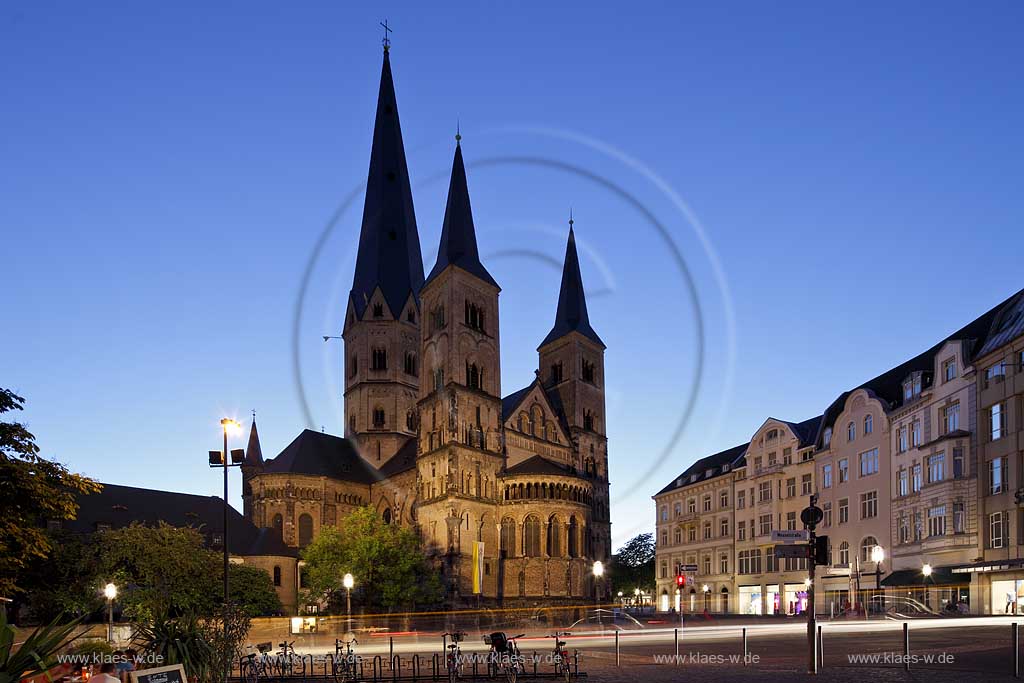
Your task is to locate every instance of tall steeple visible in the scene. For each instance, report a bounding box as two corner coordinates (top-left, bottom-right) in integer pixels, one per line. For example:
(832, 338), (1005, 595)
(539, 222), (604, 348)
(424, 139), (499, 289)
(349, 47), (424, 319)
(244, 416), (264, 468)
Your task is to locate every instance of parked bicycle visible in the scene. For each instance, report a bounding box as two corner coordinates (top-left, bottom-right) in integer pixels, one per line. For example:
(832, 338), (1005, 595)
(333, 632), (359, 682)
(483, 632), (525, 683)
(548, 631), (572, 682)
(240, 642), (273, 683)
(442, 631), (467, 683)
(275, 640), (305, 678)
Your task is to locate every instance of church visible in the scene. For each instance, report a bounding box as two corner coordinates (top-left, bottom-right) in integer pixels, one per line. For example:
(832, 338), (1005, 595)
(240, 43), (612, 608)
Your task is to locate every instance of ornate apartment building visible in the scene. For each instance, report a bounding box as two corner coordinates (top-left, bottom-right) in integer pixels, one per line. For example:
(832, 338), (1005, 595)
(238, 45), (612, 609)
(654, 288), (1024, 615)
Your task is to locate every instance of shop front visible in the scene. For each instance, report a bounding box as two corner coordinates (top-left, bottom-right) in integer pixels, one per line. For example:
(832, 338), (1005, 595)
(738, 585), (763, 615)
(783, 583), (809, 614)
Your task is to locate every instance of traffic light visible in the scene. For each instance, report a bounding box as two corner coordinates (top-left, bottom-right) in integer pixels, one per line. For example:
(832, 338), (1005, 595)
(675, 574), (686, 588)
(813, 535), (830, 566)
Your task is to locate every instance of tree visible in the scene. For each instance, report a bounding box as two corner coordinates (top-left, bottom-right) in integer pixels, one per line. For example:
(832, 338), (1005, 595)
(300, 507), (442, 612)
(609, 533), (655, 594)
(228, 565), (282, 617)
(0, 388), (100, 598)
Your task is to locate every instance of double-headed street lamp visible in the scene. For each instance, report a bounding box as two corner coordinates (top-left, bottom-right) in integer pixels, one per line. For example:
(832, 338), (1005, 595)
(207, 418), (244, 682)
(103, 583), (117, 644)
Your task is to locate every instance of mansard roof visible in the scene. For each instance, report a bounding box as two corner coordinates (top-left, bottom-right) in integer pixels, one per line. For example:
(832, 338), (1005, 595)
(976, 288), (1024, 359)
(539, 226), (604, 349)
(654, 443), (748, 497)
(69, 483), (295, 557)
(262, 429), (379, 484)
(350, 49), (424, 319)
(424, 141), (499, 289)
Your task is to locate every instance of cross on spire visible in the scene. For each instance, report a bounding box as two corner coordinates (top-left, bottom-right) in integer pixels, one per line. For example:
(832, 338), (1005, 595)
(569, 208), (574, 229)
(380, 19), (393, 52)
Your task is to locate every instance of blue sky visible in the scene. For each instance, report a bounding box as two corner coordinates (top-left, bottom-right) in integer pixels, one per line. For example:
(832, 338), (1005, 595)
(3, 1), (1023, 548)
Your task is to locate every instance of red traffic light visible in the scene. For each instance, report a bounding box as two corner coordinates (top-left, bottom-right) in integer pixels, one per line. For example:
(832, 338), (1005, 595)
(675, 575), (686, 587)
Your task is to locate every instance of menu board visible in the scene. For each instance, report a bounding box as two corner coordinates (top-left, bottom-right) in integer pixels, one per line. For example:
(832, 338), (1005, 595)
(129, 664), (187, 683)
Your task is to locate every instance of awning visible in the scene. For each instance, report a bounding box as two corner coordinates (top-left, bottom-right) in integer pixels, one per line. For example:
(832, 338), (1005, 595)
(880, 566), (970, 587)
(951, 559), (1024, 574)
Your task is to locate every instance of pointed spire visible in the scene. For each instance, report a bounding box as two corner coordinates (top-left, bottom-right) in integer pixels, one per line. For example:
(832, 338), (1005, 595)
(539, 219), (605, 349)
(424, 139), (499, 289)
(244, 416), (264, 468)
(350, 48), (424, 319)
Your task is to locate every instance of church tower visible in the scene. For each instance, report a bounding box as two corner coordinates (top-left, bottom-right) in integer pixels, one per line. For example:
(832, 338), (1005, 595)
(416, 138), (504, 601)
(538, 222), (612, 562)
(343, 45), (425, 466)
(241, 416), (264, 524)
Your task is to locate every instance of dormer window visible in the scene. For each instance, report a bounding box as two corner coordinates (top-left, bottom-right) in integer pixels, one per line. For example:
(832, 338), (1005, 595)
(722, 464), (730, 472)
(903, 372), (923, 402)
(372, 303), (384, 318)
(823, 427), (833, 447)
(942, 357), (957, 382)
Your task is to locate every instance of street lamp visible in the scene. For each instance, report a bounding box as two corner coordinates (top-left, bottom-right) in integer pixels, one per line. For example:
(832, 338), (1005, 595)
(922, 563), (932, 577)
(103, 583), (117, 644)
(207, 418), (244, 683)
(592, 561), (604, 627)
(871, 545), (885, 617)
(343, 573), (354, 633)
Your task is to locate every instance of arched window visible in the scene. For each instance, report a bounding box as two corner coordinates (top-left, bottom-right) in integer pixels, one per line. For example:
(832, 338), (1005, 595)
(847, 421), (856, 442)
(838, 541), (850, 565)
(501, 518), (516, 557)
(547, 515), (562, 557)
(860, 536), (878, 562)
(404, 352), (417, 376)
(272, 513), (283, 536)
(373, 406), (385, 428)
(524, 516), (542, 557)
(383, 508), (393, 525)
(864, 414), (873, 435)
(273, 565), (282, 587)
(298, 513), (313, 547)
(466, 362), (481, 390)
(568, 516), (579, 558)
(406, 410), (416, 431)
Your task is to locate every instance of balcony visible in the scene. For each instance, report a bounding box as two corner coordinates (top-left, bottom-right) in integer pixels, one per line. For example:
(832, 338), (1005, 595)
(753, 463), (784, 478)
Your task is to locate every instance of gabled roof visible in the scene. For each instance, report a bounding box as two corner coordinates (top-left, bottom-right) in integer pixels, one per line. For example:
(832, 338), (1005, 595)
(244, 418), (264, 468)
(350, 49), (424, 319)
(68, 483), (295, 557)
(504, 454), (577, 477)
(424, 141), (499, 290)
(501, 378), (573, 438)
(377, 436), (418, 478)
(501, 383), (536, 421)
(655, 443), (748, 497)
(539, 226), (604, 349)
(262, 430), (379, 484)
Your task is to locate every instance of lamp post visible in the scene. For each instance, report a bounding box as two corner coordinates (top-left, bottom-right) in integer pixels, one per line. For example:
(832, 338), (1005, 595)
(208, 418), (244, 683)
(922, 563), (933, 610)
(343, 573), (354, 634)
(592, 561), (604, 628)
(103, 583), (117, 644)
(871, 545), (885, 617)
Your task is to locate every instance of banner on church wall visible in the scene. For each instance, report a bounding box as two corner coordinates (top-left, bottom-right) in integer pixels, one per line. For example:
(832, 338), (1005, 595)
(472, 541), (484, 594)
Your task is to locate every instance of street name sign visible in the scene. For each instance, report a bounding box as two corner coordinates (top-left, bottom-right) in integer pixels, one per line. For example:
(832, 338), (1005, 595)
(771, 530), (810, 543)
(774, 543), (809, 559)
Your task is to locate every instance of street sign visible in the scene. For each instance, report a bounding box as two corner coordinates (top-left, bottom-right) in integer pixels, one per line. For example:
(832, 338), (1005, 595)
(771, 530), (810, 543)
(800, 505), (824, 528)
(678, 564), (698, 573)
(774, 543), (810, 559)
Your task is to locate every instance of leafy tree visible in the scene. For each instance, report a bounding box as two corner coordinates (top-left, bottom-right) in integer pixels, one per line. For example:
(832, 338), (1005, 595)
(0, 388), (100, 598)
(301, 507), (442, 612)
(228, 565), (282, 617)
(609, 533), (655, 594)
(22, 530), (104, 621)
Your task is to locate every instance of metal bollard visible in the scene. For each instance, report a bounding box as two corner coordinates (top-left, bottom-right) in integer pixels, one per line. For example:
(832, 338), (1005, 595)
(742, 627), (748, 666)
(903, 622), (910, 671)
(817, 625), (823, 670)
(674, 627), (679, 665)
(389, 637), (394, 669)
(615, 630), (620, 667)
(1014, 622), (1020, 678)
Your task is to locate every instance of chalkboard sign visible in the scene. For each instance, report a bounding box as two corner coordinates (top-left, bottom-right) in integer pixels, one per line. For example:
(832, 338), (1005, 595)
(130, 664), (188, 683)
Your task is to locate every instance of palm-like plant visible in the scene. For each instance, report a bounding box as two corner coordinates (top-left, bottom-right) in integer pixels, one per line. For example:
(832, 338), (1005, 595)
(0, 610), (84, 683)
(132, 613), (214, 683)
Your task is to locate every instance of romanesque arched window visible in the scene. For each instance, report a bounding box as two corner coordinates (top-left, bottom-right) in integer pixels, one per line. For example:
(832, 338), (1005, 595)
(273, 565), (281, 587)
(272, 513), (283, 536)
(524, 516), (542, 557)
(501, 517), (516, 558)
(373, 406), (385, 428)
(466, 362), (481, 390)
(547, 515), (562, 557)
(568, 516), (579, 558)
(298, 513), (313, 547)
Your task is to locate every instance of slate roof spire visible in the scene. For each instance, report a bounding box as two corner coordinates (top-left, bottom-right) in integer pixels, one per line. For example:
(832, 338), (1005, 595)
(244, 415), (264, 468)
(424, 136), (499, 289)
(539, 219), (605, 348)
(350, 46), (424, 318)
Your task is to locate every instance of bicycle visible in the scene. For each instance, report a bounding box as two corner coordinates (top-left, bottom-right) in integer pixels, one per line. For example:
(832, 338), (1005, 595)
(333, 632), (359, 682)
(483, 632), (525, 683)
(240, 642), (273, 683)
(274, 640), (305, 678)
(548, 631), (572, 682)
(442, 631), (467, 683)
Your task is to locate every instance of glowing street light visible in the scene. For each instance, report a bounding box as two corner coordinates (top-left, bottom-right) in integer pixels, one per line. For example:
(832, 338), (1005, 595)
(922, 563), (933, 577)
(343, 573), (354, 632)
(103, 583), (117, 643)
(592, 561), (604, 626)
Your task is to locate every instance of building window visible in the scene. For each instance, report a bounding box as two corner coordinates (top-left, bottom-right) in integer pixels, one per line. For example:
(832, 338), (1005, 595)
(272, 513), (283, 535)
(942, 357), (957, 382)
(273, 565), (282, 587)
(673, 502), (682, 517)
(737, 490), (746, 509)
(524, 516), (542, 557)
(928, 506), (946, 537)
(911, 463), (922, 493)
(466, 362), (482, 390)
(953, 502), (965, 534)
(928, 452), (945, 483)
(847, 421), (856, 442)
(660, 506), (668, 522)
(371, 347), (388, 371)
(953, 447), (965, 479)
(674, 528), (681, 544)
(758, 481), (772, 502)
(898, 425), (908, 453)
(584, 410), (595, 431)
(822, 502), (832, 528)
(864, 414), (873, 435)
(501, 518), (516, 557)
(404, 352), (418, 376)
(783, 447), (792, 465)
(431, 305), (446, 331)
(786, 478), (796, 498)
(582, 359), (596, 384)
(432, 367), (445, 391)
(720, 490), (729, 508)
(859, 448), (879, 477)
(990, 403), (1005, 441)
(372, 302), (383, 318)
(738, 549), (762, 575)
(839, 498), (849, 524)
(720, 554), (729, 574)
(860, 536), (879, 563)
(838, 458), (849, 483)
(823, 427), (832, 447)
(943, 402), (960, 434)
(898, 515), (909, 544)
(786, 511), (797, 531)
(349, 355), (358, 377)
(703, 555), (712, 575)
(703, 495), (712, 512)
(703, 522), (712, 540)
(759, 514), (771, 536)
(904, 374), (922, 401)
(898, 468), (908, 496)
(911, 421), (922, 447)
(720, 518), (729, 537)
(465, 301), (485, 333)
(737, 521), (746, 541)
(551, 362), (563, 384)
(373, 407), (385, 428)
(822, 464), (833, 488)
(298, 514), (314, 547)
(687, 498), (697, 514)
(801, 473), (812, 495)
(991, 512), (1005, 549)
(838, 541), (850, 565)
(860, 491), (878, 519)
(989, 457), (1006, 495)
(985, 362), (1007, 387)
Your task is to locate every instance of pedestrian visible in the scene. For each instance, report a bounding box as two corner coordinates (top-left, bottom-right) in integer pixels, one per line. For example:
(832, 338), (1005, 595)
(94, 663), (121, 683)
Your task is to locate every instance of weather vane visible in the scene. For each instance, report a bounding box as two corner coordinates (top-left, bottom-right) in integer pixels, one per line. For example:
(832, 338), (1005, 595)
(380, 19), (392, 52)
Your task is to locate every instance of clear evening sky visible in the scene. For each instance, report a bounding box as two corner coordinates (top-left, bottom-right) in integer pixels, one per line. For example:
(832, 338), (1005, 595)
(3, 2), (1022, 547)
